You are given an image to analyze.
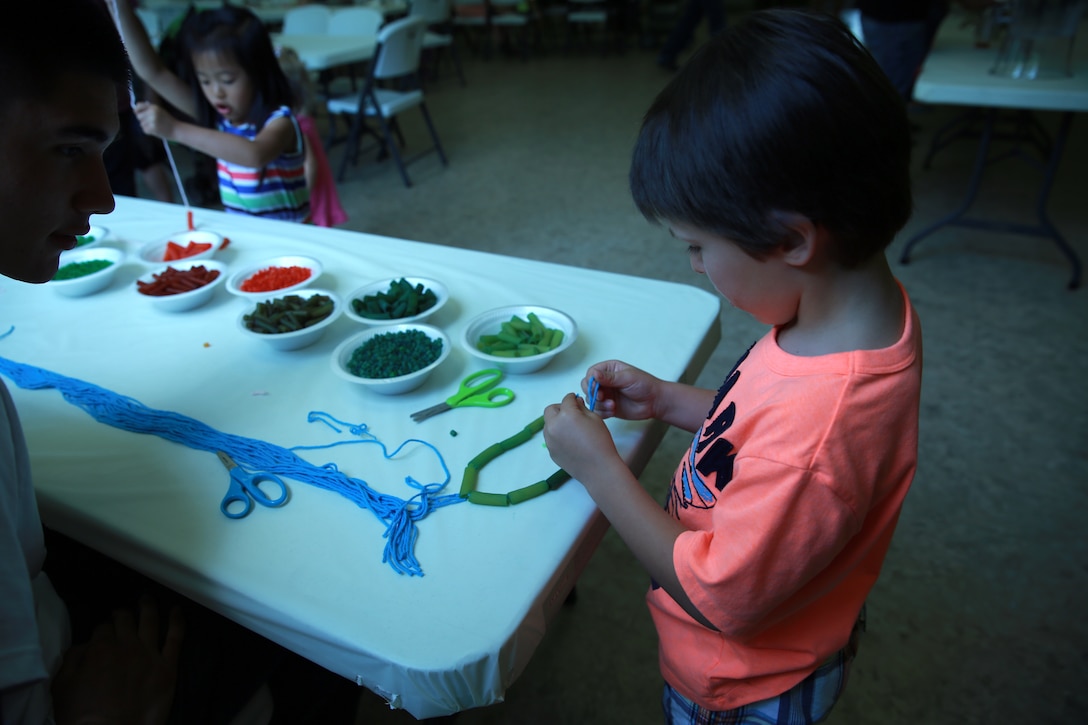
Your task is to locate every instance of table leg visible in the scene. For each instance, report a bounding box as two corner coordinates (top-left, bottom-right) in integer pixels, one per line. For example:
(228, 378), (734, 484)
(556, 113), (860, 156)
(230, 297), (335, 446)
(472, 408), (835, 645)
(900, 109), (1081, 289)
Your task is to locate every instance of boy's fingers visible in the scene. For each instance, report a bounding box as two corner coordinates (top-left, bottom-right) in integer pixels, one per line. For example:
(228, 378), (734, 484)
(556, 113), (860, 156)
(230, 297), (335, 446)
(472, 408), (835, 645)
(161, 606), (185, 663)
(137, 595), (160, 648)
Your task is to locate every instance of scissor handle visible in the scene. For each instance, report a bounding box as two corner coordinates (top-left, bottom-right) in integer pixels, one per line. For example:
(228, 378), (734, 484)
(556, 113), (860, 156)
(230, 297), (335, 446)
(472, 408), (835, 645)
(221, 470), (288, 519)
(447, 368), (504, 406)
(458, 386), (515, 408)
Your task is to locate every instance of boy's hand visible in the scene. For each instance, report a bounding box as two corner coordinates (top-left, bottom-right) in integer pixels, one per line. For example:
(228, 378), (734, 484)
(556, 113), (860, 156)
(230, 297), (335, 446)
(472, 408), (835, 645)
(52, 595), (184, 725)
(543, 392), (622, 481)
(133, 101), (177, 141)
(583, 360), (662, 421)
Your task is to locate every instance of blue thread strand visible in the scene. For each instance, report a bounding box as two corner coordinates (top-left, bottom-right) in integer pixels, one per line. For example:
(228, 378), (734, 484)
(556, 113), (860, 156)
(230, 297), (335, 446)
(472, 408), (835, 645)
(0, 355), (463, 576)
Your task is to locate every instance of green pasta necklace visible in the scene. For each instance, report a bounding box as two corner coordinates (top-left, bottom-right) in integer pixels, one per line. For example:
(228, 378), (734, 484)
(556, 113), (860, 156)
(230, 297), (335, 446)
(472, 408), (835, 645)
(458, 415), (571, 506)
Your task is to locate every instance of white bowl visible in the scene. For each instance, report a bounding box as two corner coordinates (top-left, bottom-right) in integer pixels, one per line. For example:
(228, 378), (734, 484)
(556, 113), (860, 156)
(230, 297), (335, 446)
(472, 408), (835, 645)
(331, 323), (450, 395)
(135, 259), (228, 312)
(72, 225), (108, 251)
(226, 255), (322, 299)
(238, 288), (341, 351)
(51, 247), (125, 297)
(344, 276), (449, 326)
(138, 229), (224, 265)
(461, 305), (577, 374)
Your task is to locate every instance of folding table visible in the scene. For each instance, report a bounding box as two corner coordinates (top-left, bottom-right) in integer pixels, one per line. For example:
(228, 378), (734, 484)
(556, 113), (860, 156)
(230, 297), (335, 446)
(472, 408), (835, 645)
(903, 12), (1088, 289)
(1, 197), (721, 718)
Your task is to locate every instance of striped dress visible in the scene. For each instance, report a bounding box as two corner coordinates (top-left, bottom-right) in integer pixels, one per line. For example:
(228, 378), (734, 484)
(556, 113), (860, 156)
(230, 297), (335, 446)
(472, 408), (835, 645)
(217, 106), (310, 222)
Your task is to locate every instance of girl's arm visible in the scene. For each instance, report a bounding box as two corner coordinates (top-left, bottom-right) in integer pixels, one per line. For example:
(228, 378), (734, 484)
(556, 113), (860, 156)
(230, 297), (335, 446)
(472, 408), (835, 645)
(113, 0), (196, 117)
(135, 104), (299, 168)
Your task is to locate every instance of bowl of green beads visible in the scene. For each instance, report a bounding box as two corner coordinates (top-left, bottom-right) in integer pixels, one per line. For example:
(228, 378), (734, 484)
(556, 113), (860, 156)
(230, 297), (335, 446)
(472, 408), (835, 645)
(462, 305), (577, 374)
(51, 247), (125, 297)
(330, 323), (450, 395)
(344, 276), (448, 326)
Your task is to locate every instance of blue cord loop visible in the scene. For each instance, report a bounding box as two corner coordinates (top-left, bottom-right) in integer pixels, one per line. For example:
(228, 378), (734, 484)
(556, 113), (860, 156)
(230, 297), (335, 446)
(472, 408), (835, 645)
(0, 355), (462, 576)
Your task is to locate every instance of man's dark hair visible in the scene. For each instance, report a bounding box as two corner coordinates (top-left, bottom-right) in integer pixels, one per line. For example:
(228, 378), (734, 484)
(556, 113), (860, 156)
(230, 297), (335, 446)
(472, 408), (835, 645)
(630, 9), (913, 268)
(0, 0), (129, 110)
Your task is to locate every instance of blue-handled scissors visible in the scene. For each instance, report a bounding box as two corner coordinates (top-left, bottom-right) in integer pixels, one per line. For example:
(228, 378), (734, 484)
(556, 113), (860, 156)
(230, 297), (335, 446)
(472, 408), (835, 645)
(217, 450), (289, 519)
(410, 368), (515, 422)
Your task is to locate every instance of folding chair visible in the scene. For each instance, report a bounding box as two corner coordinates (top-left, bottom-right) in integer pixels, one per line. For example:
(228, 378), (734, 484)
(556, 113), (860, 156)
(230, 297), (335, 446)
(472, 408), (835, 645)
(411, 0), (468, 86)
(326, 16), (449, 187)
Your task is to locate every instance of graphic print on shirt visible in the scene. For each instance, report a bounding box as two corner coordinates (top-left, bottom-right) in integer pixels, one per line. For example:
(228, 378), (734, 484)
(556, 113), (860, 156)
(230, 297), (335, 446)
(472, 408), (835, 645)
(665, 344), (752, 518)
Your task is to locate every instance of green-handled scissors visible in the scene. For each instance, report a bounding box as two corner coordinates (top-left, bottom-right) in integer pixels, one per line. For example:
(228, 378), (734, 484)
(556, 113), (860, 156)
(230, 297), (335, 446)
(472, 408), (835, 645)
(410, 368), (515, 422)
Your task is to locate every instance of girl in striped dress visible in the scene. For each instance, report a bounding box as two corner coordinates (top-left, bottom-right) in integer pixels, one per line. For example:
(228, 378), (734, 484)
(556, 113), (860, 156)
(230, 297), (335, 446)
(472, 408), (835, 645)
(115, 0), (310, 222)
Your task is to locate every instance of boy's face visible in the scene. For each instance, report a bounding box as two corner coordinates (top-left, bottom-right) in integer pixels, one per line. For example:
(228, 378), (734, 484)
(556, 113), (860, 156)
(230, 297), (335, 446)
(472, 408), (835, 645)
(0, 71), (118, 284)
(669, 222), (800, 327)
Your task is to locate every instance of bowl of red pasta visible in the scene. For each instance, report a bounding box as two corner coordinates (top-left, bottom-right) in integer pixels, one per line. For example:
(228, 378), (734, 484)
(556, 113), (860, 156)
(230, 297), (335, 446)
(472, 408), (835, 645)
(135, 259), (228, 312)
(138, 230), (224, 265)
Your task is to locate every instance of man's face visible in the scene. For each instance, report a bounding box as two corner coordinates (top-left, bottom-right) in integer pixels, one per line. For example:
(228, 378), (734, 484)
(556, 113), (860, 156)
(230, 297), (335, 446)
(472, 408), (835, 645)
(0, 71), (119, 284)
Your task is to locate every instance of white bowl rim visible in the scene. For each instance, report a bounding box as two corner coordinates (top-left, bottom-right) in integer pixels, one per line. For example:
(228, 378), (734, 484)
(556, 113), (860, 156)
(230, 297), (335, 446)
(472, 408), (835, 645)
(135, 258), (228, 300)
(226, 255), (323, 297)
(237, 288), (342, 340)
(461, 305), (578, 362)
(332, 323), (451, 384)
(73, 224), (109, 247)
(343, 276), (449, 324)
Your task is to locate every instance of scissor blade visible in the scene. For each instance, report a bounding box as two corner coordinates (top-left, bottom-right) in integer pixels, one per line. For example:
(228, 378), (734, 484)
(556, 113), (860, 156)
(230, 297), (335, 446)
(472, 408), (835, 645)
(410, 402), (452, 422)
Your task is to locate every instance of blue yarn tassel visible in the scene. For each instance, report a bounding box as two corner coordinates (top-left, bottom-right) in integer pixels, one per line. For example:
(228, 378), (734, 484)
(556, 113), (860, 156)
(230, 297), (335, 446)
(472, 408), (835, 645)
(0, 354), (463, 576)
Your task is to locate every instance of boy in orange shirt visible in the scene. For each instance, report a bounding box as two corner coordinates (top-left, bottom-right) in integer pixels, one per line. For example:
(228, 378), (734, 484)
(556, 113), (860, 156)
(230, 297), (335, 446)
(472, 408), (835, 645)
(543, 9), (923, 723)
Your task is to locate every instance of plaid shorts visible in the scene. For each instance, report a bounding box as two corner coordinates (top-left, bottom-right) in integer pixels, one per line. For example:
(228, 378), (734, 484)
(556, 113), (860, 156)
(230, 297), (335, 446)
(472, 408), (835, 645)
(661, 611), (864, 725)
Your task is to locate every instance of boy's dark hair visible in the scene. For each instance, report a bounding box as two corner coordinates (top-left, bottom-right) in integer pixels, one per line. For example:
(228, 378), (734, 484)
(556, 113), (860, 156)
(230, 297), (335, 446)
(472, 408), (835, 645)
(179, 5), (296, 129)
(630, 9), (913, 268)
(0, 0), (129, 110)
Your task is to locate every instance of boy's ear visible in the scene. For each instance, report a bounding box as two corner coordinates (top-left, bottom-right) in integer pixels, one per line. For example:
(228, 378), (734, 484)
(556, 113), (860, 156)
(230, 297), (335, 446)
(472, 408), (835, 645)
(774, 213), (821, 268)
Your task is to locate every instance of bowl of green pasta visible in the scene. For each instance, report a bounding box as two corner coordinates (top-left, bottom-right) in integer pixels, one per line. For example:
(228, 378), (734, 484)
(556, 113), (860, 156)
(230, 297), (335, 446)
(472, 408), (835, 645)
(344, 276), (448, 326)
(238, 288), (342, 351)
(51, 247), (125, 297)
(330, 323), (450, 395)
(462, 305), (577, 374)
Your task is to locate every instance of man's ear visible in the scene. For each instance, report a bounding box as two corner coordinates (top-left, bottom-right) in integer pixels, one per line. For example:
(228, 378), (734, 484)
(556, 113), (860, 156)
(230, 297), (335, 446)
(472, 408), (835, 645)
(773, 212), (822, 268)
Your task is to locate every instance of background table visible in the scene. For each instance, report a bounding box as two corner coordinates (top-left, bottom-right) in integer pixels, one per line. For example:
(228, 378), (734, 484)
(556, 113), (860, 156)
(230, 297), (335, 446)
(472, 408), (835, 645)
(271, 32), (378, 72)
(0, 197), (721, 718)
(903, 11), (1088, 289)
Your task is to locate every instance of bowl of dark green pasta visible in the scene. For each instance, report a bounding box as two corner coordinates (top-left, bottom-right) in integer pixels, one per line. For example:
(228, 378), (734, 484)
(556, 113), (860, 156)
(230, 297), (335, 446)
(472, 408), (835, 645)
(330, 323), (450, 395)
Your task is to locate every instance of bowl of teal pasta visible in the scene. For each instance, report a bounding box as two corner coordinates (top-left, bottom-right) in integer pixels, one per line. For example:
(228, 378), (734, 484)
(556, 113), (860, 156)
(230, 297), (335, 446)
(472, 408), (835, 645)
(331, 323), (450, 395)
(344, 276), (448, 326)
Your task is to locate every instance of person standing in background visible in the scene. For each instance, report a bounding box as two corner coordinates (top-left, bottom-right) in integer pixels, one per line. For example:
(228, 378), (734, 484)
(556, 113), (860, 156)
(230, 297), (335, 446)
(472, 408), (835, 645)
(656, 0), (727, 72)
(856, 0), (951, 102)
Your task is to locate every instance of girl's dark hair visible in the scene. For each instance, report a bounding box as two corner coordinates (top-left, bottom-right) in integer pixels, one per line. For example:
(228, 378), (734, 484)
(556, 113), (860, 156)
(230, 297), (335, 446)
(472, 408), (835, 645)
(0, 0), (129, 108)
(630, 9), (913, 268)
(178, 5), (296, 129)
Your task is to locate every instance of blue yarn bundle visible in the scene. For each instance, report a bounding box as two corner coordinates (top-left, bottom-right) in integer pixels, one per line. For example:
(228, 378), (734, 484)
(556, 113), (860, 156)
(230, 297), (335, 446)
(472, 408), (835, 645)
(0, 354), (463, 576)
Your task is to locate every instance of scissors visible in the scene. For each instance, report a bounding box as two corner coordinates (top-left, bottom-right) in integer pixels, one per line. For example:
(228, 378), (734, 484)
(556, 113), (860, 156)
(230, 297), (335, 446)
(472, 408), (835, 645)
(410, 368), (515, 422)
(217, 450), (289, 519)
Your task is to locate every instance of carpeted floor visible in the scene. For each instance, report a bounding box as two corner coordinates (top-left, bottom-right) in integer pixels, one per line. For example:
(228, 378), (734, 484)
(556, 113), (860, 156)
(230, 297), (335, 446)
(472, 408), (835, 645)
(182, 10), (1085, 723)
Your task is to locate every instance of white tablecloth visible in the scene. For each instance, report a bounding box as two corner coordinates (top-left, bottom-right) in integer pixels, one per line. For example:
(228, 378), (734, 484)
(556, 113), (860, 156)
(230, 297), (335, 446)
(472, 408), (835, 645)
(0, 197), (721, 718)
